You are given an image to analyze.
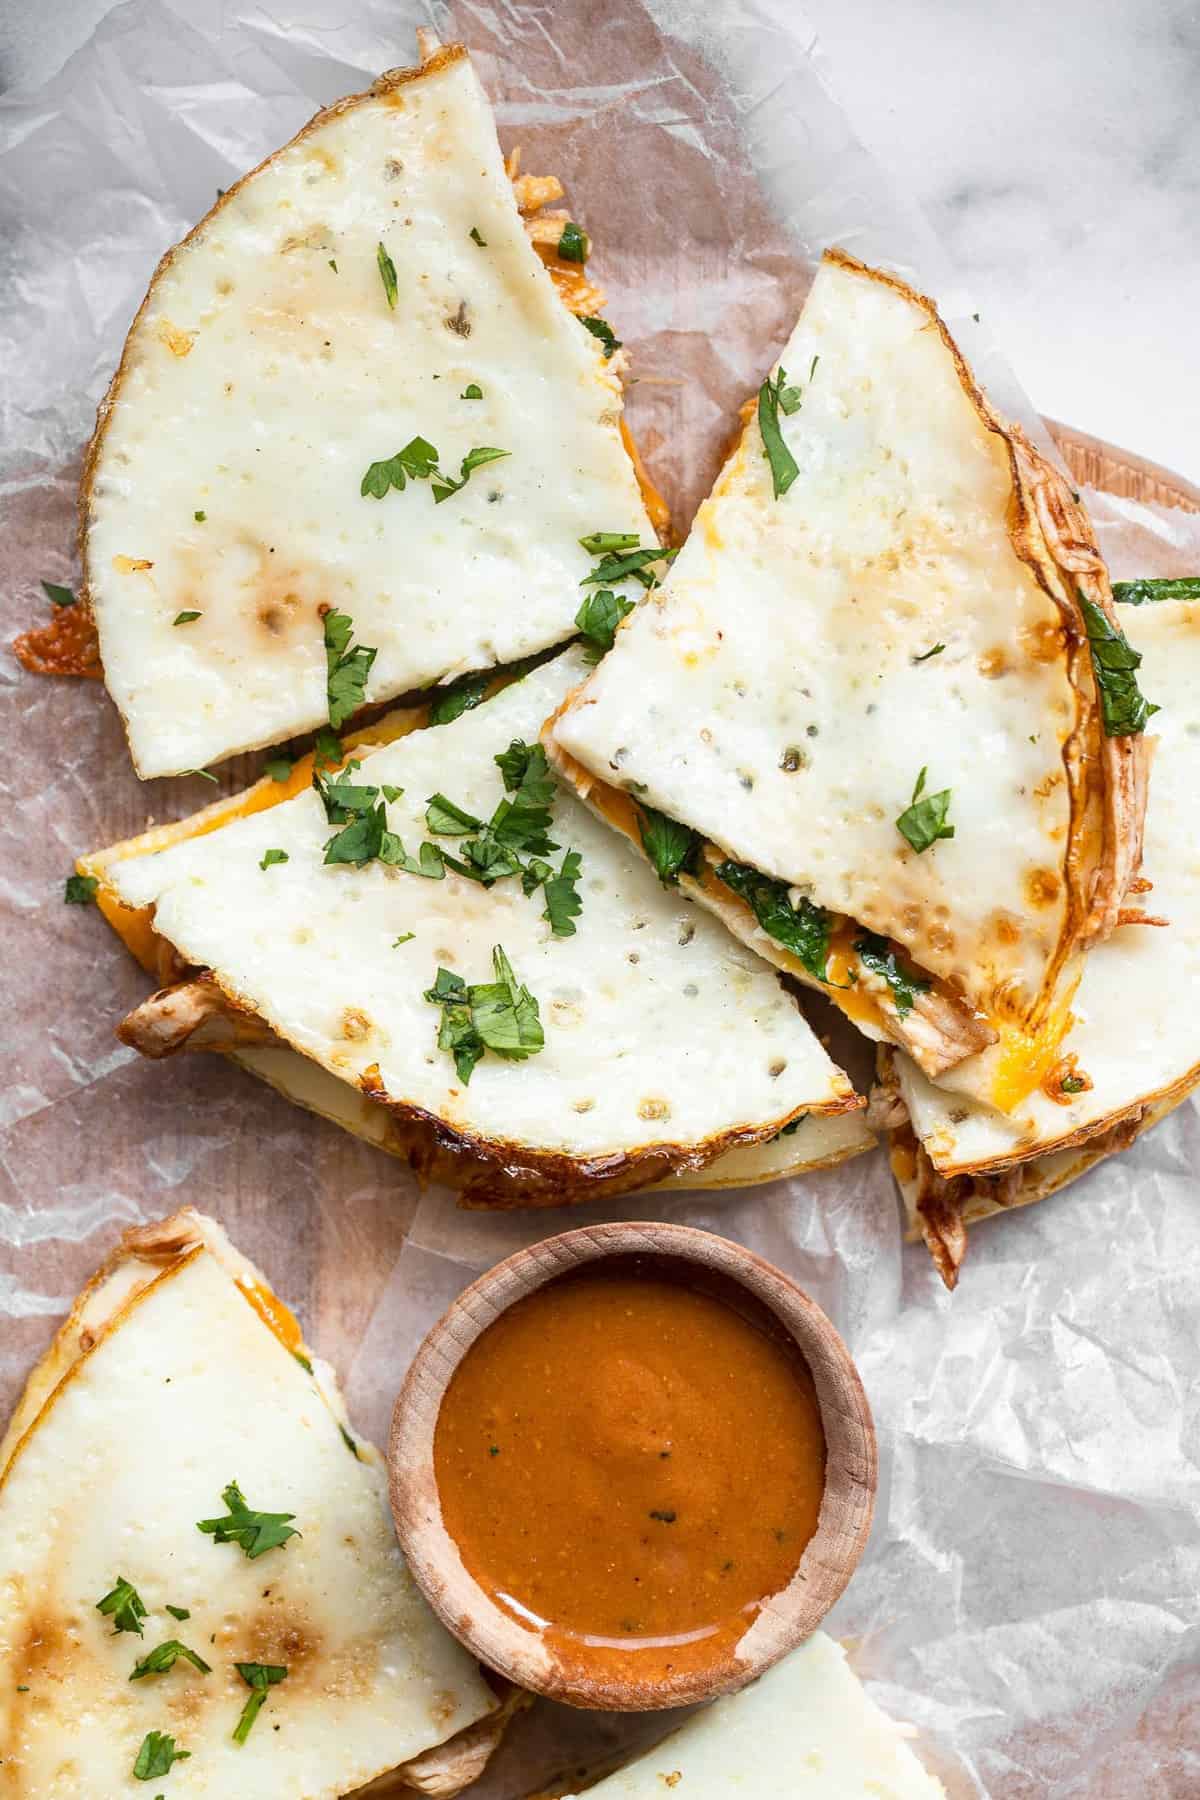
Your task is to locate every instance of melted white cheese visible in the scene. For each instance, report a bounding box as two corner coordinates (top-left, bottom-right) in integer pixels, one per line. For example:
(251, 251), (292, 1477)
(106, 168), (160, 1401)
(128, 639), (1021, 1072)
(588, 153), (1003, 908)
(895, 600), (1197, 1177)
(551, 255), (1080, 1030)
(107, 653), (855, 1161)
(85, 47), (650, 777)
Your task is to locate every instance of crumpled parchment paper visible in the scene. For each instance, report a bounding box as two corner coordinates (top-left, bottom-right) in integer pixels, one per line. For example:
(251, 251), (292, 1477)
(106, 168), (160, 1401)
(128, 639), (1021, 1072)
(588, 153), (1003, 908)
(3, 3), (1200, 1795)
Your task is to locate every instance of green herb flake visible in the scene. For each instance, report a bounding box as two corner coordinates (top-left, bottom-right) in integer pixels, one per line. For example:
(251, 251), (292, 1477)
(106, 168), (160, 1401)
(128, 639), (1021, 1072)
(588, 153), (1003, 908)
(324, 609), (378, 731)
(913, 642), (945, 663)
(714, 861), (832, 984)
(469, 226), (487, 247)
(360, 434), (440, 499)
(461, 383), (483, 399)
(376, 240), (398, 309)
(393, 932), (415, 948)
(637, 804), (701, 887)
(133, 1731), (190, 1781)
(1111, 576), (1200, 606)
(193, 510), (206, 522)
(431, 445), (510, 504)
(757, 367), (802, 500)
(424, 946), (544, 1085)
(165, 1606), (190, 1622)
(541, 848), (584, 937)
(328, 258), (338, 272)
(259, 848), (289, 870)
(896, 767), (955, 854)
(580, 545), (675, 590)
(181, 768), (219, 784)
(41, 579), (77, 608)
(196, 1481), (299, 1561)
(339, 1424), (360, 1459)
(1079, 596), (1160, 736)
(579, 531), (642, 556)
(233, 1662), (288, 1746)
(292, 1350), (314, 1374)
(264, 755), (294, 784)
(313, 726), (343, 769)
(575, 589), (635, 662)
(429, 671), (489, 725)
(557, 221), (590, 262)
(854, 933), (930, 1019)
(172, 610), (202, 626)
(96, 1576), (147, 1636)
(1061, 1073), (1087, 1094)
(580, 314), (621, 358)
(65, 873), (99, 906)
(426, 793), (484, 837)
(130, 1639), (213, 1682)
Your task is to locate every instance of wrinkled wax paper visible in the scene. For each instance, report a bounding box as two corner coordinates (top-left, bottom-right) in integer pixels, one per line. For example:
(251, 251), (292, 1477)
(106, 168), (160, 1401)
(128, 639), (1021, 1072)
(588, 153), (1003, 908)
(3, 2), (1200, 1794)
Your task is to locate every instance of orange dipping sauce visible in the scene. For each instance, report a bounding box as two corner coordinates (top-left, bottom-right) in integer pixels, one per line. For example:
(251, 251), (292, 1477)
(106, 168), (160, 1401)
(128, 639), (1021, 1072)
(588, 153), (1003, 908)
(433, 1257), (826, 1691)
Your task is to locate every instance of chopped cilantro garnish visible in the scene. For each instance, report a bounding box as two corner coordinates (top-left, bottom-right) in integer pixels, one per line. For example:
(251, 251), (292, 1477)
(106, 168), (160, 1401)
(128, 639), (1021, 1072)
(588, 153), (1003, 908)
(714, 861), (832, 984)
(469, 226), (487, 247)
(172, 611), (202, 626)
(64, 873), (98, 906)
(1112, 576), (1200, 605)
(579, 531), (642, 556)
(431, 445), (510, 503)
(580, 545), (675, 589)
(1079, 595), (1159, 736)
(376, 240), (398, 309)
(259, 848), (289, 870)
(193, 510), (206, 522)
(233, 1662), (288, 1745)
(324, 609), (377, 731)
(426, 794), (484, 837)
(637, 804), (701, 887)
(96, 1575), (146, 1635)
(429, 671), (489, 725)
(557, 221), (589, 262)
(757, 366), (802, 500)
(913, 642), (945, 663)
(461, 383), (483, 399)
(896, 767), (954, 854)
(425, 946), (544, 1084)
(339, 1424), (359, 1459)
(314, 725), (342, 768)
(575, 588), (635, 660)
(196, 1481), (298, 1561)
(580, 314), (621, 358)
(264, 754), (294, 783)
(854, 934), (930, 1019)
(130, 1639), (212, 1681)
(181, 768), (218, 783)
(133, 1731), (190, 1780)
(360, 436), (508, 504)
(165, 1605), (190, 1622)
(41, 579), (77, 608)
(1061, 1073), (1087, 1094)
(540, 848), (583, 937)
(393, 932), (415, 947)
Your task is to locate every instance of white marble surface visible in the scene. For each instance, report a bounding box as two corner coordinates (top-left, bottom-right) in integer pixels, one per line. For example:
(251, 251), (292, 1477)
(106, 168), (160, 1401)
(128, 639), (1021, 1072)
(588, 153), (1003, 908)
(3, 0), (1197, 483)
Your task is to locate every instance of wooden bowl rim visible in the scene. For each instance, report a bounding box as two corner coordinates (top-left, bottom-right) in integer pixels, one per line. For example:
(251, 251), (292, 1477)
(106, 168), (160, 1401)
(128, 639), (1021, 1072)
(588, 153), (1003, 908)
(388, 1219), (877, 1711)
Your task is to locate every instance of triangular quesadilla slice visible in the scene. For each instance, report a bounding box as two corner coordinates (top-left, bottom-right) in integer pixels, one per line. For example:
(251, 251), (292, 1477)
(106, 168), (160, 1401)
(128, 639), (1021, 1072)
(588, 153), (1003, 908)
(530, 1634), (945, 1797)
(80, 36), (655, 778)
(877, 595), (1198, 1284)
(0, 1209), (512, 1797)
(546, 250), (1152, 1115)
(84, 653), (860, 1205)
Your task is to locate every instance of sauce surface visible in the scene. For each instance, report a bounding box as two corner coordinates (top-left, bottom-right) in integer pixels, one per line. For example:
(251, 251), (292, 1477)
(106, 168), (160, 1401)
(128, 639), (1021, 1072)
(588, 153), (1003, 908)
(434, 1257), (826, 1687)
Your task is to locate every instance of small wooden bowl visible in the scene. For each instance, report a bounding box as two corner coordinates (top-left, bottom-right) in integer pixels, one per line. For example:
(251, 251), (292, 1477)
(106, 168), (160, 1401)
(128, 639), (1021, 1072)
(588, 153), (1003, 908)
(388, 1221), (877, 1711)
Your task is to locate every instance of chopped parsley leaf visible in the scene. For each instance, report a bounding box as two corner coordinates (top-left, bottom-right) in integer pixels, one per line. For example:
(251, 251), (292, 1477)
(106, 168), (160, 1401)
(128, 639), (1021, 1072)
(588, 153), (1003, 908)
(165, 1606), (190, 1622)
(426, 794), (484, 836)
(41, 579), (77, 608)
(580, 314), (621, 358)
(757, 367), (801, 499)
(1061, 1073), (1087, 1094)
(96, 1575), (146, 1636)
(425, 946), (544, 1084)
(193, 510), (206, 522)
(233, 1662), (288, 1746)
(324, 609), (377, 731)
(896, 767), (955, 854)
(431, 444), (510, 503)
(854, 933), (930, 1018)
(196, 1481), (298, 1561)
(637, 804), (701, 887)
(429, 671), (489, 725)
(64, 873), (98, 906)
(540, 848), (583, 937)
(469, 226), (487, 247)
(360, 435), (440, 498)
(579, 531), (642, 556)
(1079, 595), (1159, 736)
(714, 861), (832, 984)
(575, 588), (635, 661)
(314, 726), (343, 768)
(393, 932), (415, 947)
(259, 848), (289, 870)
(133, 1731), (190, 1780)
(130, 1639), (213, 1681)
(461, 382), (483, 399)
(376, 240), (398, 309)
(339, 1424), (360, 1458)
(913, 642), (945, 663)
(580, 545), (675, 589)
(1111, 576), (1200, 605)
(172, 611), (202, 626)
(264, 754), (294, 784)
(181, 768), (218, 783)
(328, 257), (338, 272)
(557, 221), (589, 262)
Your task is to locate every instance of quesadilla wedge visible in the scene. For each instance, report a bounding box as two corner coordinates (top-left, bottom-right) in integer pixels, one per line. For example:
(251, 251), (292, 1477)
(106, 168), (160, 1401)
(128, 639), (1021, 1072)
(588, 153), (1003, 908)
(78, 35), (657, 779)
(0, 1208), (513, 1797)
(546, 251), (1152, 1116)
(879, 595), (1199, 1285)
(86, 653), (860, 1205)
(529, 1633), (945, 1798)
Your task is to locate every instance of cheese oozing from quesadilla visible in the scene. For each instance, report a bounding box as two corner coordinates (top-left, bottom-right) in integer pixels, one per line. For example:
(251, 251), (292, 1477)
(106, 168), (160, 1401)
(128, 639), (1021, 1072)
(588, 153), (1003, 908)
(94, 653), (859, 1205)
(545, 1633), (944, 1798)
(0, 1210), (504, 1798)
(880, 597), (1198, 1285)
(546, 251), (1151, 1115)
(82, 39), (652, 778)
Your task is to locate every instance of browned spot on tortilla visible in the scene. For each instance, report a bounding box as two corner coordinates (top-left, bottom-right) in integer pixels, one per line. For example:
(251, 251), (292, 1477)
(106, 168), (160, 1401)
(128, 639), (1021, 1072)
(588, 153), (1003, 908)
(1022, 618), (1066, 663)
(156, 319), (195, 357)
(431, 1688), (459, 1727)
(17, 1608), (78, 1681)
(1024, 867), (1061, 908)
(113, 555), (153, 574)
(572, 1098), (595, 1113)
(637, 1098), (670, 1122)
(994, 915), (1021, 947)
(14, 599), (102, 679)
(926, 921), (955, 954)
(445, 299), (471, 337)
(341, 1008), (372, 1042)
(978, 646), (1007, 678)
(258, 591), (304, 636)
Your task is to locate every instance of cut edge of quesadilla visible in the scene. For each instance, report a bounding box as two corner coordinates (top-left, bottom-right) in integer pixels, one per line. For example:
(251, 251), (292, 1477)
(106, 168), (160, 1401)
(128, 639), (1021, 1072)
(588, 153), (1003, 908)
(0, 1206), (514, 1796)
(71, 34), (665, 777)
(83, 664), (861, 1207)
(545, 249), (1152, 1116)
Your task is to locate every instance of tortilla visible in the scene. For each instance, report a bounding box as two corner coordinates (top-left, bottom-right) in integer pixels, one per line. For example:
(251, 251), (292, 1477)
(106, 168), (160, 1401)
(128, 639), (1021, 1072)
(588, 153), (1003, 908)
(542, 1633), (944, 1797)
(94, 653), (859, 1204)
(884, 598), (1198, 1283)
(546, 250), (1150, 1114)
(0, 1209), (504, 1797)
(81, 38), (652, 778)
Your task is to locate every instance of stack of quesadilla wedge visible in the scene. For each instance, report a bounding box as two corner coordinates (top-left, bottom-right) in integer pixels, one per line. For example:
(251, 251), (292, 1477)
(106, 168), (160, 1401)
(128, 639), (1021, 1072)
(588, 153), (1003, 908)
(80, 37), (654, 778)
(84, 654), (867, 1205)
(0, 1209), (516, 1797)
